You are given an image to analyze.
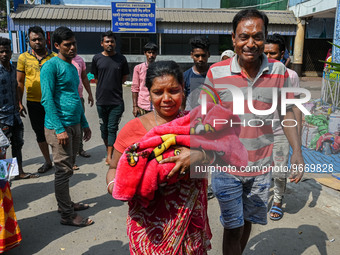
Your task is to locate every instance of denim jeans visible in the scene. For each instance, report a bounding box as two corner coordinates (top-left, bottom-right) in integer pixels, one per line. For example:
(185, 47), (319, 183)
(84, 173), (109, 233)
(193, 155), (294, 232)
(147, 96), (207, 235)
(97, 104), (124, 146)
(211, 171), (271, 229)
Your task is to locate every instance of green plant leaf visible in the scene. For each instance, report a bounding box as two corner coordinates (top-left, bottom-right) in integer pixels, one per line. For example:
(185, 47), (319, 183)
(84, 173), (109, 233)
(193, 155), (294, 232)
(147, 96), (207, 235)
(328, 41), (340, 49)
(328, 67), (340, 71)
(319, 60), (340, 67)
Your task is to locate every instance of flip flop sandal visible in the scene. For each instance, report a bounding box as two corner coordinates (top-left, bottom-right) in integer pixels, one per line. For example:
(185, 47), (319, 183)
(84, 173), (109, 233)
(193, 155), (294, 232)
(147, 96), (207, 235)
(38, 163), (53, 173)
(14, 173), (40, 180)
(58, 202), (90, 213)
(60, 215), (94, 228)
(14, 173), (31, 180)
(29, 173), (40, 178)
(269, 205), (284, 221)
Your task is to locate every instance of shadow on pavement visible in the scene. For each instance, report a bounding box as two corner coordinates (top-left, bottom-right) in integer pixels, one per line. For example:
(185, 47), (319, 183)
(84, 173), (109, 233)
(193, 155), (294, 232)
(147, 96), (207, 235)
(285, 178), (322, 214)
(22, 155), (47, 171)
(82, 240), (130, 255)
(74, 145), (107, 167)
(6, 189), (124, 254)
(11, 173), (97, 212)
(5, 210), (96, 255)
(79, 193), (125, 217)
(245, 224), (328, 255)
(268, 178), (322, 214)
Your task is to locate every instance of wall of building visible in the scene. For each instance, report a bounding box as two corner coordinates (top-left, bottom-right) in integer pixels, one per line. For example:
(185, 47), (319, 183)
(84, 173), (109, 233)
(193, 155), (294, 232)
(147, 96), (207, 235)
(303, 39), (331, 76)
(74, 32), (103, 54)
(72, 32), (221, 56)
(289, 0), (308, 7)
(161, 34), (219, 55)
(289, 0), (337, 17)
(0, 33), (9, 38)
(306, 18), (334, 38)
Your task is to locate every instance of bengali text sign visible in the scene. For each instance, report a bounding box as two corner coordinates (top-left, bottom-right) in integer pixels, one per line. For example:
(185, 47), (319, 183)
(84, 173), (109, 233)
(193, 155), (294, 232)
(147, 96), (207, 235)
(111, 2), (156, 33)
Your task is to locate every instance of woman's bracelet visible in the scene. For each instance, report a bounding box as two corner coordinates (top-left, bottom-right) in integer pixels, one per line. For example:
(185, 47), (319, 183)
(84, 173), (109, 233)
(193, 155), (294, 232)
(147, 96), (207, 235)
(201, 149), (216, 165)
(208, 151), (216, 165)
(107, 179), (116, 192)
(200, 149), (209, 164)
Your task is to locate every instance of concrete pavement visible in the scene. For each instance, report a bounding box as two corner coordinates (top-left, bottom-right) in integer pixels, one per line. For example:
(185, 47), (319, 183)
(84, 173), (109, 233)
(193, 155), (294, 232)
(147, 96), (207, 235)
(6, 79), (340, 255)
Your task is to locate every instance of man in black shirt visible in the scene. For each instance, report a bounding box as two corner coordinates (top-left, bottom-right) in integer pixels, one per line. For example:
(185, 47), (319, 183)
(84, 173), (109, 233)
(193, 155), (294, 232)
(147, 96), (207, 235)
(91, 31), (129, 165)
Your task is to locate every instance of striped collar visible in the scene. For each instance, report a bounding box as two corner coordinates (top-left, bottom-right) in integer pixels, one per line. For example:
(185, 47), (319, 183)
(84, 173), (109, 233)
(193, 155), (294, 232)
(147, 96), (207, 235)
(231, 53), (269, 75)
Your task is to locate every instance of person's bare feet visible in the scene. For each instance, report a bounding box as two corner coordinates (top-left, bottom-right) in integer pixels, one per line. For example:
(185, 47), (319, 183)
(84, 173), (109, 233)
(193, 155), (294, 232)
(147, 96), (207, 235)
(72, 165), (79, 170)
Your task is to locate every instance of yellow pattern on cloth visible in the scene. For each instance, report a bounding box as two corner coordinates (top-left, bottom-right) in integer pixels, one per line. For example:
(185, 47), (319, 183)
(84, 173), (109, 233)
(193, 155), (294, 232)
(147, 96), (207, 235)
(0, 181), (22, 253)
(153, 134), (178, 162)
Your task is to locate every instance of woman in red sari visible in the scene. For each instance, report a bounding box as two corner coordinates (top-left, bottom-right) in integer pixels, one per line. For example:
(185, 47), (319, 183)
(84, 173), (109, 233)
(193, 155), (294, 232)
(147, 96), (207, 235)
(106, 61), (212, 254)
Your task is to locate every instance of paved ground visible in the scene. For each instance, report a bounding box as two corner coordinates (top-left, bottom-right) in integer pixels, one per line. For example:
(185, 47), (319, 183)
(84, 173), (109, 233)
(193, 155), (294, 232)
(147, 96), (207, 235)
(300, 77), (323, 99)
(6, 78), (340, 255)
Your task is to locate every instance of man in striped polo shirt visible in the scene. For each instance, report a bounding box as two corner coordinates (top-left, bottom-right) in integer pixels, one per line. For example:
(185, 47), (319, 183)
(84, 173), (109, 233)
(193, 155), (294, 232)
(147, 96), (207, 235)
(204, 9), (304, 254)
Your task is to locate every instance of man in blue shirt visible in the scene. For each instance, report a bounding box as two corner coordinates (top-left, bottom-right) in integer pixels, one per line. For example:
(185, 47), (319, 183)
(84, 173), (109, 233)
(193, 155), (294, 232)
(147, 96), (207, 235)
(183, 36), (211, 110)
(0, 37), (39, 179)
(41, 27), (93, 227)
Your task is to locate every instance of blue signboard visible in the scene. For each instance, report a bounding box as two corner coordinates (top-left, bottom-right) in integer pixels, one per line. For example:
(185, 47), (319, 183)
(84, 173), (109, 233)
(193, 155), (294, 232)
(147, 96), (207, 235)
(111, 2), (156, 33)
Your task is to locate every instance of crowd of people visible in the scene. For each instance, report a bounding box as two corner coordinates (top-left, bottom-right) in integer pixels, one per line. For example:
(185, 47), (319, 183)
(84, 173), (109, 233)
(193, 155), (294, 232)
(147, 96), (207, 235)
(0, 8), (305, 255)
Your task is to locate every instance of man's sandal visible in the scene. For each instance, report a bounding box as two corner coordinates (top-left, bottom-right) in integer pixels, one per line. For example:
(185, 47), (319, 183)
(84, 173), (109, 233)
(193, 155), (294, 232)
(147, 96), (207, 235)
(60, 214), (94, 227)
(14, 173), (40, 180)
(269, 205), (284, 221)
(79, 150), (91, 158)
(38, 163), (53, 173)
(58, 202), (90, 213)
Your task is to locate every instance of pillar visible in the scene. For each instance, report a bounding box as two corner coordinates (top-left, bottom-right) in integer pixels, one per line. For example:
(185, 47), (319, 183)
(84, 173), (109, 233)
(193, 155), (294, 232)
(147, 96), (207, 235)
(332, 0), (340, 63)
(292, 18), (305, 77)
(159, 33), (162, 55)
(6, 0), (12, 50)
